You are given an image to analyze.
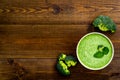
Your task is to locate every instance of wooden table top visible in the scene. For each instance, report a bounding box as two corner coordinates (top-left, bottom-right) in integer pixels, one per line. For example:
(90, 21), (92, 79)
(0, 0), (120, 80)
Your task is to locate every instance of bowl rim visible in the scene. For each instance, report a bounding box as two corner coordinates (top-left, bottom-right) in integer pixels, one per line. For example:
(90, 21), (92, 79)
(76, 32), (114, 70)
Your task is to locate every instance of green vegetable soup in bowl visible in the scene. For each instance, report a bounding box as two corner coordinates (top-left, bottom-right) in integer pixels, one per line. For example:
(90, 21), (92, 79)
(76, 32), (114, 70)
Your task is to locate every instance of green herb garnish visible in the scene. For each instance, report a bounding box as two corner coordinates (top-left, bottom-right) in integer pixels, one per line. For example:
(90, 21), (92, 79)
(97, 45), (104, 52)
(103, 47), (109, 55)
(94, 45), (109, 58)
(94, 51), (104, 58)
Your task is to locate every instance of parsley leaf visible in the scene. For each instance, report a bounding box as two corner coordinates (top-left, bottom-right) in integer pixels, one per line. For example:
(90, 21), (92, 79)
(93, 51), (104, 58)
(93, 45), (109, 58)
(103, 47), (109, 55)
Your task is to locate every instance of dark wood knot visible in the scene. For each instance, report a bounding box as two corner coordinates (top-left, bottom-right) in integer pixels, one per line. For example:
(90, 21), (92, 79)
(51, 4), (61, 14)
(7, 58), (14, 65)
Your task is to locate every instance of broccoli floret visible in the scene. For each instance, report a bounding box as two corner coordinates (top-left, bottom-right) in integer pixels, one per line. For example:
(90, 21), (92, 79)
(58, 53), (66, 61)
(56, 61), (70, 76)
(97, 45), (104, 52)
(56, 53), (77, 76)
(65, 56), (77, 67)
(93, 15), (116, 33)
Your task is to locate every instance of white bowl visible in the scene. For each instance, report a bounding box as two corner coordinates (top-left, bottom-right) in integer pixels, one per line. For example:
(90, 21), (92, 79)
(76, 32), (114, 70)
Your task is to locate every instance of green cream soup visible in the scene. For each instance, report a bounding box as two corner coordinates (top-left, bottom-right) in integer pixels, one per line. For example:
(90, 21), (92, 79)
(77, 32), (113, 70)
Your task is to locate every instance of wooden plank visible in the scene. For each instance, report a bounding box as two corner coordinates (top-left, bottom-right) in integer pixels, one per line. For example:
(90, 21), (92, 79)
(0, 25), (120, 58)
(0, 0), (120, 24)
(0, 58), (120, 73)
(0, 58), (120, 80)
(0, 0), (120, 80)
(0, 25), (86, 58)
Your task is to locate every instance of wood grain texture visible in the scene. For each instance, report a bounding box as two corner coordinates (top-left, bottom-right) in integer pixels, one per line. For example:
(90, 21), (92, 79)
(0, 25), (120, 58)
(0, 0), (120, 80)
(0, 0), (120, 24)
(0, 58), (120, 80)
